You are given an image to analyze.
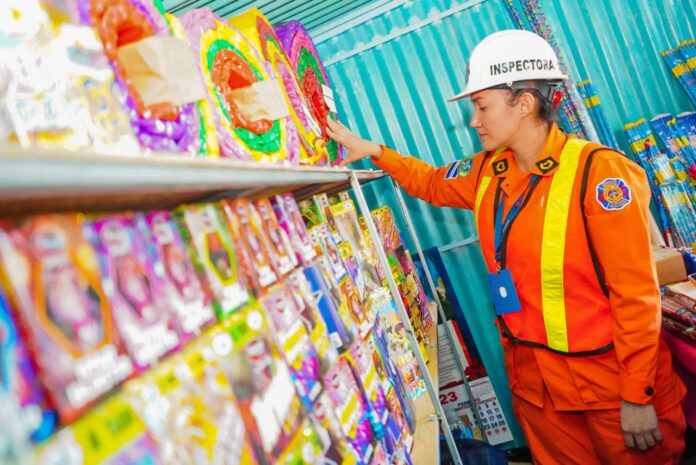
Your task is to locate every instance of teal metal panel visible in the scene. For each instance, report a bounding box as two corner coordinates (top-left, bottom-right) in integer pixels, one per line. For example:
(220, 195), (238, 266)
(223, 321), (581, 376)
(163, 0), (378, 30)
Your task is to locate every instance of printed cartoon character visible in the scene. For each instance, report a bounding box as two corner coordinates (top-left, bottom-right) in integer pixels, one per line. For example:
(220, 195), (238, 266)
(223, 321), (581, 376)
(115, 255), (155, 323)
(205, 231), (234, 281)
(44, 262), (104, 351)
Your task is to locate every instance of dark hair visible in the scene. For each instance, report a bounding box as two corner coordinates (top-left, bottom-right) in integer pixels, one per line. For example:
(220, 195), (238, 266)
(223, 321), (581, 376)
(502, 80), (559, 122)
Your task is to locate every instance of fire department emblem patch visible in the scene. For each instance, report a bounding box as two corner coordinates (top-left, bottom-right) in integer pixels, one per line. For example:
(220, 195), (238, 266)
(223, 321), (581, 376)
(596, 178), (631, 211)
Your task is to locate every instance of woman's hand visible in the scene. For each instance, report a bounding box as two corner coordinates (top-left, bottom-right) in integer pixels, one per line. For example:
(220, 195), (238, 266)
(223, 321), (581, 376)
(325, 118), (382, 167)
(620, 400), (662, 451)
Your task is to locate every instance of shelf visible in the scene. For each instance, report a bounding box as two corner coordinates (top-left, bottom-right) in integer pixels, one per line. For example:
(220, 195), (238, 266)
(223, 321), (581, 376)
(410, 303), (440, 465)
(0, 145), (385, 214)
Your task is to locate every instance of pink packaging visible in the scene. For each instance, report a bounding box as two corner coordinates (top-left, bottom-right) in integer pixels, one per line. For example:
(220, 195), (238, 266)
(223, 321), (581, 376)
(137, 211), (216, 340)
(86, 215), (181, 371)
(255, 198), (298, 277)
(0, 216), (133, 424)
(271, 194), (316, 266)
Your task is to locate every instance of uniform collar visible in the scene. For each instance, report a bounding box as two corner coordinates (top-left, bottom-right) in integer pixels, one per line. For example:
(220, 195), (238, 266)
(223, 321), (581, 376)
(491, 124), (569, 178)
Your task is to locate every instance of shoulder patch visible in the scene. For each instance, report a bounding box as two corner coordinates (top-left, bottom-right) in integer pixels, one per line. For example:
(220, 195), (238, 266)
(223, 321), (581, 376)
(458, 156), (474, 177)
(493, 159), (509, 175)
(444, 161), (461, 180)
(596, 178), (631, 211)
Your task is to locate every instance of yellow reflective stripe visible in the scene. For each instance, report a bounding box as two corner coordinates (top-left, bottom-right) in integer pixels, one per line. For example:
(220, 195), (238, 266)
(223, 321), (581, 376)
(474, 147), (506, 233)
(540, 139), (588, 352)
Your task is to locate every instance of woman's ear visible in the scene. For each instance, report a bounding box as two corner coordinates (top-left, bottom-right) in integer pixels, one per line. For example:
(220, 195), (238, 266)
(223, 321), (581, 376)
(517, 91), (536, 118)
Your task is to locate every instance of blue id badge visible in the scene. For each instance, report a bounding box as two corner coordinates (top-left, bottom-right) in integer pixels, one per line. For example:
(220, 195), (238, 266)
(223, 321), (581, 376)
(486, 269), (522, 315)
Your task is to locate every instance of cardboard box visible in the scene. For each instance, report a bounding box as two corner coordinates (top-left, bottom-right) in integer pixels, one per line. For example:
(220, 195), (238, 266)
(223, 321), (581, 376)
(653, 246), (687, 285)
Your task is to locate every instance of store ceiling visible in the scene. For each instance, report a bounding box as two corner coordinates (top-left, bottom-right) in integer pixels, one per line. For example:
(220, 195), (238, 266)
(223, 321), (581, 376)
(162, 0), (376, 31)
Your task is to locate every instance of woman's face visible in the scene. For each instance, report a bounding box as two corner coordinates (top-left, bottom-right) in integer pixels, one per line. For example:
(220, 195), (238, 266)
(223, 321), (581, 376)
(469, 89), (522, 151)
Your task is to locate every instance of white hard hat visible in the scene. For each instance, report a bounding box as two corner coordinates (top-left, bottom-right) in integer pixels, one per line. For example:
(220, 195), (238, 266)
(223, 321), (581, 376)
(449, 29), (568, 101)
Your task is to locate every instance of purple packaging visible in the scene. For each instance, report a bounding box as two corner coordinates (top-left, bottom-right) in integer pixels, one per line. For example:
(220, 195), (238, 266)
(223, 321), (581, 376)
(324, 357), (376, 464)
(138, 211), (216, 340)
(0, 289), (57, 459)
(272, 194), (317, 266)
(86, 215), (181, 371)
(260, 284), (322, 407)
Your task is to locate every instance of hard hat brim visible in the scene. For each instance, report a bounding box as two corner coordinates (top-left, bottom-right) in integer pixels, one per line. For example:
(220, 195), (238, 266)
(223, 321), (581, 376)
(447, 73), (569, 103)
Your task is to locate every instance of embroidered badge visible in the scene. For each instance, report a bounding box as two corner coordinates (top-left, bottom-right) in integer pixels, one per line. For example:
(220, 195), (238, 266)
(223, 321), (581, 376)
(536, 156), (559, 174)
(493, 159), (509, 175)
(596, 178), (631, 211)
(459, 156), (474, 177)
(444, 160), (461, 180)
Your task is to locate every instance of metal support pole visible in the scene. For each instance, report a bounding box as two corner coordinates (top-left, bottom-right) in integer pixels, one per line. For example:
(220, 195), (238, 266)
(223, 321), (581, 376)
(390, 179), (488, 441)
(350, 173), (464, 465)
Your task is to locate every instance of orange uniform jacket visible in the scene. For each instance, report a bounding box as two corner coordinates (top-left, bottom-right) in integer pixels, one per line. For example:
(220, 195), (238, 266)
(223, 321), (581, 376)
(373, 124), (684, 411)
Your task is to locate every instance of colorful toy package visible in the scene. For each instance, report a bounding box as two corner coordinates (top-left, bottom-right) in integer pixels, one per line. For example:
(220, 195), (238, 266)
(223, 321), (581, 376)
(86, 215), (181, 370)
(367, 290), (426, 400)
(371, 207), (403, 253)
(303, 263), (351, 352)
(261, 284), (322, 406)
(371, 313), (415, 436)
(0, 290), (56, 464)
(180, 7), (298, 163)
(0, 216), (133, 424)
(30, 394), (163, 465)
(0, 1), (140, 155)
(271, 194), (317, 266)
(331, 200), (381, 298)
(303, 194), (342, 243)
(311, 392), (359, 465)
(275, 20), (344, 166)
(175, 203), (249, 320)
(126, 333), (260, 465)
(309, 224), (347, 285)
(69, 0), (204, 154)
(394, 247), (433, 332)
(286, 268), (339, 372)
(255, 198), (298, 277)
(214, 304), (325, 465)
(313, 254), (359, 345)
(323, 357), (376, 464)
(339, 275), (373, 340)
(347, 340), (389, 439)
(138, 211), (216, 339)
(222, 199), (277, 293)
(229, 8), (329, 166)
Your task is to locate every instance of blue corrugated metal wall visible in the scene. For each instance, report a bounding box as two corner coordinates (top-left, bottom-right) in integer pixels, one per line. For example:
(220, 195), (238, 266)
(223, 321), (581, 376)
(315, 0), (696, 449)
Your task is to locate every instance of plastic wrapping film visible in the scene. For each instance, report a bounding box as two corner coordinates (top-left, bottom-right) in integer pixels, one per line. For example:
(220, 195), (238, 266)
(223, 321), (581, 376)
(275, 20), (344, 166)
(180, 8), (298, 164)
(71, 0), (202, 154)
(230, 8), (329, 166)
(0, 0), (140, 155)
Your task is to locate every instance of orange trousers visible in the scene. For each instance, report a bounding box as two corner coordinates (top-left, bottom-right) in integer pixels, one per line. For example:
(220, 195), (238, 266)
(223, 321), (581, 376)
(512, 388), (686, 465)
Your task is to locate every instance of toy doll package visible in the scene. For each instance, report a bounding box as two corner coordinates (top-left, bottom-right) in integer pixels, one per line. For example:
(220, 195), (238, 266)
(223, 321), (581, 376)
(176, 204), (249, 319)
(0, 289), (56, 463)
(0, 216), (133, 423)
(271, 194), (316, 266)
(260, 284), (323, 406)
(86, 215), (181, 370)
(139, 211), (216, 338)
(214, 305), (325, 465)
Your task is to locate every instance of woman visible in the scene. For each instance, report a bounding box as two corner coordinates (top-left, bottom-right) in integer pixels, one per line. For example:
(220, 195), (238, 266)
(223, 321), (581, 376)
(327, 29), (686, 464)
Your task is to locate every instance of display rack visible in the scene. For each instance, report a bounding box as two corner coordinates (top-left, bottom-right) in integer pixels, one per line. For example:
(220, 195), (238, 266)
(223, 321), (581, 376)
(0, 145), (384, 214)
(2, 145), (465, 465)
(391, 179), (487, 439)
(351, 173), (464, 465)
(411, 302), (441, 465)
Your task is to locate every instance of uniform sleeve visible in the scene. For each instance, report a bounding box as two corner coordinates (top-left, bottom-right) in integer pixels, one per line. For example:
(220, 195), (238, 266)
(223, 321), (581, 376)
(371, 146), (483, 210)
(584, 150), (660, 404)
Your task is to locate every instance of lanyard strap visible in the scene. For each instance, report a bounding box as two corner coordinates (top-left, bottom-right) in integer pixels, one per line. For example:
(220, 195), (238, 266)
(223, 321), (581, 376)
(493, 175), (542, 268)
